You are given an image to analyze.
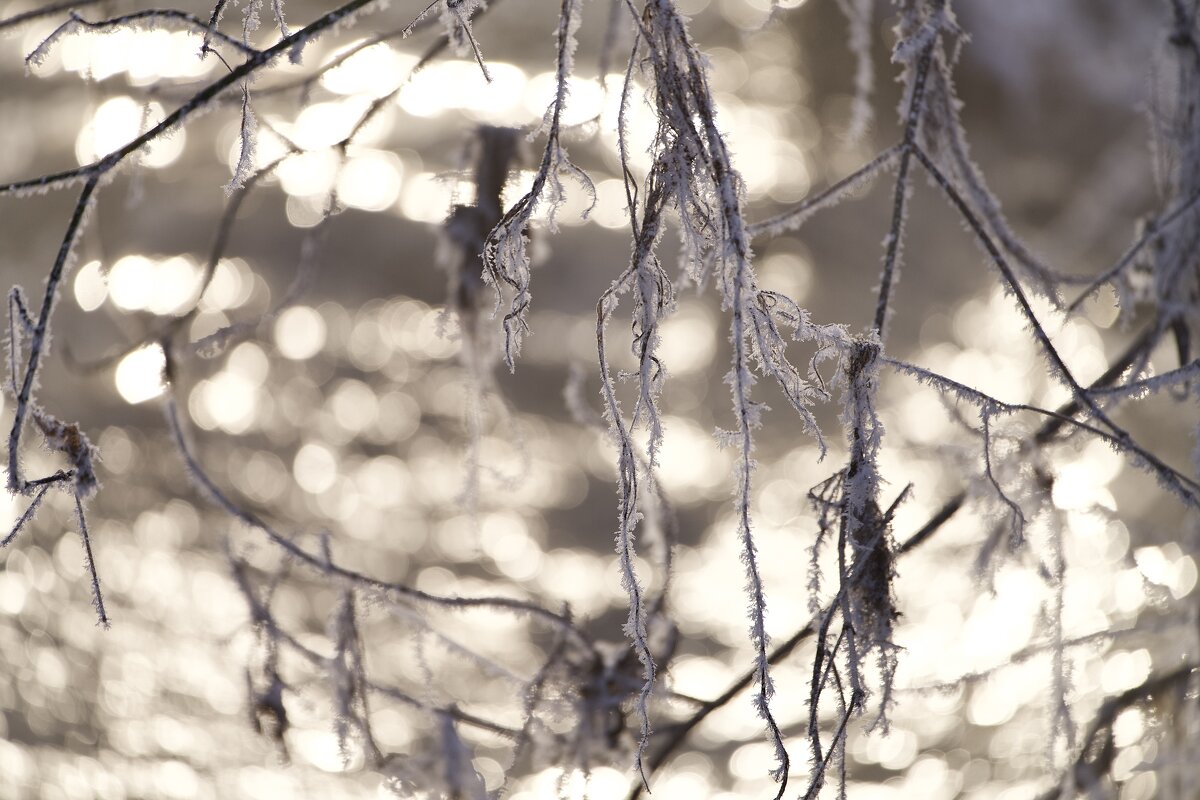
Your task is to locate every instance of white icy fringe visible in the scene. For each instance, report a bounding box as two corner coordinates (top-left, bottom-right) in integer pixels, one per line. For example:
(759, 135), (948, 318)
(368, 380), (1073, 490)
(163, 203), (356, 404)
(883, 353), (1200, 508)
(806, 339), (899, 759)
(439, 0), (492, 81)
(624, 1), (846, 792)
(3, 177), (107, 626)
(225, 85), (257, 196)
(271, 0), (291, 38)
(895, 0), (1068, 302)
(597, 286), (662, 784)
(484, 0), (593, 371)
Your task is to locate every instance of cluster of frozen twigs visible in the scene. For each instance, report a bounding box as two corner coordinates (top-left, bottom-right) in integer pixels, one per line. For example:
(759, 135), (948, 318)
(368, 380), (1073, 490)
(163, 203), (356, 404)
(3, 0), (1200, 797)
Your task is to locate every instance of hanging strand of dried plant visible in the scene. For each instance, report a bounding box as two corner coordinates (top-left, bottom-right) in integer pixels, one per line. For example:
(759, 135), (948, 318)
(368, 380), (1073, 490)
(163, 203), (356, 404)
(483, 0), (594, 371)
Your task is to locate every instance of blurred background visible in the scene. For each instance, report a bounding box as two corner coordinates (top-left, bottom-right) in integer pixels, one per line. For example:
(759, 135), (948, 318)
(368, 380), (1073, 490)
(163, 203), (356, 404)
(0, 0), (1197, 798)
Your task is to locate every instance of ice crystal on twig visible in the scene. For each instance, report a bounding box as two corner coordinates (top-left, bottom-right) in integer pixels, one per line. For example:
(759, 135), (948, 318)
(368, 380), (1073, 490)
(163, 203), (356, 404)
(483, 0), (592, 371)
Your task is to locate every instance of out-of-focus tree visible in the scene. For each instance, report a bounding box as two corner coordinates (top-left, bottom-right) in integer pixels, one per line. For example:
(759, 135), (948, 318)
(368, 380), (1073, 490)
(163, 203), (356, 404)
(0, 0), (1198, 798)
